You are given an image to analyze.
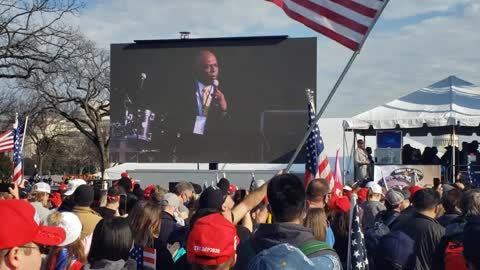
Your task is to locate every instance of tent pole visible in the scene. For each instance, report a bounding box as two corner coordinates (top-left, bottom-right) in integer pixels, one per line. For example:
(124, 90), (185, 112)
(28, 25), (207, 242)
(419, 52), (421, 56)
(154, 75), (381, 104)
(353, 131), (357, 183)
(452, 125), (456, 183)
(342, 128), (345, 184)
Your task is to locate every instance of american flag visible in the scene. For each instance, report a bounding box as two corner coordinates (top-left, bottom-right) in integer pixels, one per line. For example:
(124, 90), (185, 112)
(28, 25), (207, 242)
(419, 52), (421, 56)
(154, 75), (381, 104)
(304, 99), (332, 187)
(267, 0), (388, 51)
(351, 204), (368, 270)
(12, 122), (24, 185)
(0, 129), (14, 153)
(130, 244), (156, 270)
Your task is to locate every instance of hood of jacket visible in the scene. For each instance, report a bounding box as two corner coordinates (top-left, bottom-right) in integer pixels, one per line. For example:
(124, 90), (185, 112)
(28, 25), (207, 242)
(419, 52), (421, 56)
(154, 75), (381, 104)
(250, 223), (315, 252)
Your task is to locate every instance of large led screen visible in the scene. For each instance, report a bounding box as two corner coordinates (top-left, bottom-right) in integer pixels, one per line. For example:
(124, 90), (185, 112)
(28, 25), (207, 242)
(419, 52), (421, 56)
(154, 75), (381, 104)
(110, 36), (316, 163)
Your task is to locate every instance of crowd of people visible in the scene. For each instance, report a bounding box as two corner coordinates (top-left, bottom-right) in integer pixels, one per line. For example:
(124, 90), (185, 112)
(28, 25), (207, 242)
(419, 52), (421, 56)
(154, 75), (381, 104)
(355, 139), (480, 185)
(402, 140), (480, 167)
(1, 171), (480, 270)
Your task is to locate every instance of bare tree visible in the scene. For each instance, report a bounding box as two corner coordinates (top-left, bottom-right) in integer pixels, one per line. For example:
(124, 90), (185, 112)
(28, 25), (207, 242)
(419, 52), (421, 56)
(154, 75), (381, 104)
(0, 0), (82, 79)
(25, 34), (110, 176)
(0, 89), (17, 129)
(27, 110), (71, 175)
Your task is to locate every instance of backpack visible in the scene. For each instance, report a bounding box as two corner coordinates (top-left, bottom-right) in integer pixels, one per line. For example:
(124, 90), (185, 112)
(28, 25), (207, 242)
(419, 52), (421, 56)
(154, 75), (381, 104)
(376, 230), (416, 269)
(444, 239), (467, 270)
(364, 212), (398, 254)
(248, 242), (341, 270)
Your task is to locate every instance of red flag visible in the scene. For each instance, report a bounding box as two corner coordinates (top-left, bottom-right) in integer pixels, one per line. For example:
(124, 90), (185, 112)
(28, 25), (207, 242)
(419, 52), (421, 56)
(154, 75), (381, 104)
(266, 0), (388, 51)
(330, 149), (344, 207)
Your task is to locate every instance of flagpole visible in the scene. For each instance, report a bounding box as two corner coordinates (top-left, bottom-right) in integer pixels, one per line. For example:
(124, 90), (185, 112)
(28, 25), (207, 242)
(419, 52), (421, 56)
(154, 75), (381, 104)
(381, 170), (389, 191)
(20, 116), (28, 152)
(285, 0), (391, 172)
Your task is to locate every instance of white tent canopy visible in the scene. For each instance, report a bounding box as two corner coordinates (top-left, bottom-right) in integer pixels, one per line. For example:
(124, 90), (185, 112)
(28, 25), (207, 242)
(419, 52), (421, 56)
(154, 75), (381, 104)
(343, 76), (480, 136)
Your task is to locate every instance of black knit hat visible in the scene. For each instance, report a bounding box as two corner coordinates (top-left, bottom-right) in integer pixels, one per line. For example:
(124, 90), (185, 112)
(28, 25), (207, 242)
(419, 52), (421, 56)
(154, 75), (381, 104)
(73, 185), (94, 207)
(217, 178), (230, 194)
(199, 186), (228, 210)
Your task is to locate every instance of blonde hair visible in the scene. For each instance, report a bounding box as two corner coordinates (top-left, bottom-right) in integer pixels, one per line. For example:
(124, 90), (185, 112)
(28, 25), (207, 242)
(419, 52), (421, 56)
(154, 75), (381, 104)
(304, 208), (327, 242)
(28, 191), (49, 205)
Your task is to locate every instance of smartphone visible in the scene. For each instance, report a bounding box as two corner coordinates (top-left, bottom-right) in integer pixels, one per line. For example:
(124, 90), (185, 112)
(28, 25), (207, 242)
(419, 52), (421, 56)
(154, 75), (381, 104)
(0, 181), (14, 192)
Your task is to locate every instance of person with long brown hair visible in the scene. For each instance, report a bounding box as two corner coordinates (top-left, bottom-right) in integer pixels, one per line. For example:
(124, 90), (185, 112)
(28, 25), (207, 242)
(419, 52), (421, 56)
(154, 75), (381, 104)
(129, 200), (174, 269)
(45, 211), (86, 270)
(304, 207), (328, 242)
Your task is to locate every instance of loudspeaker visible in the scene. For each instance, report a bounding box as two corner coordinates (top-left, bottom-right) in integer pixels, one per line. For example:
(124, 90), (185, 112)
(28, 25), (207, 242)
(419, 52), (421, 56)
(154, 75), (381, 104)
(209, 163), (218, 170)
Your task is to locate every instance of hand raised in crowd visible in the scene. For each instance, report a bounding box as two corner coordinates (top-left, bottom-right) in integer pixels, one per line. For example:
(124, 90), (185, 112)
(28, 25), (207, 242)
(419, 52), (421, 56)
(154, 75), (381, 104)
(214, 88), (228, 112)
(8, 183), (19, 199)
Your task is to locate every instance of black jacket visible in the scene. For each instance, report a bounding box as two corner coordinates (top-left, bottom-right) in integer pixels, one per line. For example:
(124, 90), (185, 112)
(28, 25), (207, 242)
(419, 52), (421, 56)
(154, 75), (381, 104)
(158, 211), (180, 244)
(235, 223), (340, 270)
(375, 209), (401, 229)
(392, 212), (445, 270)
(153, 211), (179, 270)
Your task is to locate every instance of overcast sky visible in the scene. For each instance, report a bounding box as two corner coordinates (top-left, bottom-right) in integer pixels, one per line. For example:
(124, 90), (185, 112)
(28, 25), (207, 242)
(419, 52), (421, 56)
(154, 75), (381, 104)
(72, 0), (480, 117)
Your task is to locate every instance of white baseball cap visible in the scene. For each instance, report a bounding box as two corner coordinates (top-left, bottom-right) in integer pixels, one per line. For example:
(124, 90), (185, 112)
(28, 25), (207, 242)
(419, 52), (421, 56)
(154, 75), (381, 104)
(48, 211), (82, 246)
(63, 179), (87, 196)
(366, 182), (383, 194)
(33, 182), (51, 194)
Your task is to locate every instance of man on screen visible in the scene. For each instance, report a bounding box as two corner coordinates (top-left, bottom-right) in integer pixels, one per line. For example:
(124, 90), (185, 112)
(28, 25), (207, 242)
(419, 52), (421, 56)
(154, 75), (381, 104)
(165, 49), (234, 162)
(192, 50), (230, 135)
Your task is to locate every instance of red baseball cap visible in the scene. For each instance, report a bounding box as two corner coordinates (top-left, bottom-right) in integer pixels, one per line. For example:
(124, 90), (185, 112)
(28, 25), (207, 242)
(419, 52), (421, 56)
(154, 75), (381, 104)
(357, 188), (368, 202)
(409, 186), (423, 200)
(187, 213), (239, 265)
(121, 172), (129, 178)
(332, 196), (351, 213)
(143, 185), (155, 200)
(228, 184), (237, 195)
(0, 200), (66, 249)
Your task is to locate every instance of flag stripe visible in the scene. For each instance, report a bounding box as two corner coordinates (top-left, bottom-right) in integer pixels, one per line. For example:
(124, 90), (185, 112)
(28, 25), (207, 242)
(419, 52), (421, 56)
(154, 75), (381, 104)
(144, 247), (155, 253)
(13, 123), (24, 186)
(352, 0), (384, 10)
(331, 0), (378, 17)
(318, 156), (331, 176)
(283, 0), (364, 41)
(0, 145), (13, 150)
(292, 0), (369, 34)
(0, 131), (12, 140)
(143, 257), (155, 264)
(308, 0), (373, 28)
(0, 129), (13, 153)
(267, 0), (387, 50)
(275, 1), (360, 50)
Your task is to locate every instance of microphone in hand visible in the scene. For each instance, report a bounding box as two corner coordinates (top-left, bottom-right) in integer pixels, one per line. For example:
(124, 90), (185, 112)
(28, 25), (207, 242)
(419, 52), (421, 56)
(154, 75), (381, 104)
(212, 80), (227, 112)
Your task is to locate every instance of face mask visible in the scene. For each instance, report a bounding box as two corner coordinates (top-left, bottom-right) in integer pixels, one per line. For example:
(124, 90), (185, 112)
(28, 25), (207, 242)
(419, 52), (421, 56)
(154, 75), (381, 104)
(182, 193), (191, 206)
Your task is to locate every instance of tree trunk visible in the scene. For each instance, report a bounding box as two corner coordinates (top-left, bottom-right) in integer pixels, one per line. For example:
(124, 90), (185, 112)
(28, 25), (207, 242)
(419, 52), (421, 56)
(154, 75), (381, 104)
(95, 137), (108, 179)
(38, 156), (44, 176)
